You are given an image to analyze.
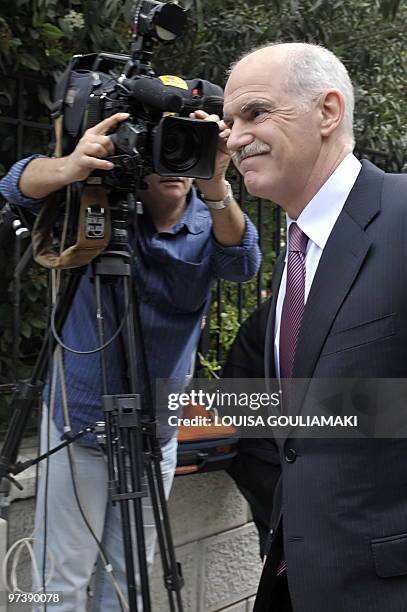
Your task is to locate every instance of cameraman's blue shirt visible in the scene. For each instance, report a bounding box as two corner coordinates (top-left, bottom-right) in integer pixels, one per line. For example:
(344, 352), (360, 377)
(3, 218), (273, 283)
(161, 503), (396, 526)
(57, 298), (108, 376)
(0, 156), (261, 445)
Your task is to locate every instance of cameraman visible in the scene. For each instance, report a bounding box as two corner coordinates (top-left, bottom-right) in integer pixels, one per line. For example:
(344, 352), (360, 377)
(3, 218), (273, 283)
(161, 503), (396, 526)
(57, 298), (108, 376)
(0, 111), (261, 611)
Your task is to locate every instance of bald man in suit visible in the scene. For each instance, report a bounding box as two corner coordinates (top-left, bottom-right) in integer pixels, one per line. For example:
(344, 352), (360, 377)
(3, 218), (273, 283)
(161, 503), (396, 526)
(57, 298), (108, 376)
(222, 42), (407, 612)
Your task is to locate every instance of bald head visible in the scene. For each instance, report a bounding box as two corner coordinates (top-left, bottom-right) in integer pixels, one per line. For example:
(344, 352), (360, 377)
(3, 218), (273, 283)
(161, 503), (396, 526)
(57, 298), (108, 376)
(227, 43), (355, 145)
(223, 42), (355, 213)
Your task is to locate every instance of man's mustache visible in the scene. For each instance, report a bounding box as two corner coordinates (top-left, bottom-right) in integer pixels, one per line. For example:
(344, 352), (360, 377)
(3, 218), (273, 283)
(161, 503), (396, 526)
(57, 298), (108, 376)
(232, 141), (272, 165)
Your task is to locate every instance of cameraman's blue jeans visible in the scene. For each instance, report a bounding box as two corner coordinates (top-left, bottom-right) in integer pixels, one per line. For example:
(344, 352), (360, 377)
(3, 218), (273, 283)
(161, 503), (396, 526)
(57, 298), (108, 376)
(32, 410), (177, 611)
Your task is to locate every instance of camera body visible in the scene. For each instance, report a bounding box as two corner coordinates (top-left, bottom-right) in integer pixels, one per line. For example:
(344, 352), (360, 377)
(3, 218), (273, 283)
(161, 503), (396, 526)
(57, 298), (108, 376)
(50, 1), (225, 192)
(53, 52), (224, 192)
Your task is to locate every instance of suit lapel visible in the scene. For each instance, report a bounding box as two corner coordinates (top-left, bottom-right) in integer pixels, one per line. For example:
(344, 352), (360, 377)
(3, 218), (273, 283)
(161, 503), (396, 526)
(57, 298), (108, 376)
(293, 213), (371, 379)
(276, 160), (383, 427)
(292, 160), (384, 383)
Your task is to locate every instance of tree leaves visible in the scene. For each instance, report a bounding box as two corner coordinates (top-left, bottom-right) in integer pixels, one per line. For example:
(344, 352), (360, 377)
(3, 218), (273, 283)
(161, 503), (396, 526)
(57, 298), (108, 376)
(19, 54), (41, 71)
(39, 23), (65, 40)
(0, 0), (133, 77)
(153, 0), (406, 156)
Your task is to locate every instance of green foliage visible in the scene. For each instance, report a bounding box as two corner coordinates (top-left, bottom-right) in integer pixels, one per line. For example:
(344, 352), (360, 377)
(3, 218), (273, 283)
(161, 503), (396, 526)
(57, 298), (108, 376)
(154, 0), (406, 156)
(0, 0), (133, 75)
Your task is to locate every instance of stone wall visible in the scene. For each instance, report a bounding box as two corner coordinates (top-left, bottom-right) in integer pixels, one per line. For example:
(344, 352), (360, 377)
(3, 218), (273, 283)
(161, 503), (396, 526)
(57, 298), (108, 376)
(150, 471), (262, 611)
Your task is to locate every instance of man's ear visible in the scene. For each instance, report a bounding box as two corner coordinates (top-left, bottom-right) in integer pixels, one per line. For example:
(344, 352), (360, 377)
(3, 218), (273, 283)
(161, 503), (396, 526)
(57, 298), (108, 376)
(319, 89), (345, 137)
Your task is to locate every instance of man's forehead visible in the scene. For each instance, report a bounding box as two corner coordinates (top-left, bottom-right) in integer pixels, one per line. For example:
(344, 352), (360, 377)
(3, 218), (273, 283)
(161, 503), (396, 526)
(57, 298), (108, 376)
(224, 77), (283, 116)
(225, 81), (275, 98)
(223, 86), (275, 117)
(225, 51), (284, 95)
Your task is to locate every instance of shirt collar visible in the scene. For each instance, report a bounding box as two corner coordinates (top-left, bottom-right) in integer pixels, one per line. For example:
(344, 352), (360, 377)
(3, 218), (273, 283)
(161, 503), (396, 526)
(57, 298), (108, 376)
(161, 186), (209, 235)
(287, 153), (362, 250)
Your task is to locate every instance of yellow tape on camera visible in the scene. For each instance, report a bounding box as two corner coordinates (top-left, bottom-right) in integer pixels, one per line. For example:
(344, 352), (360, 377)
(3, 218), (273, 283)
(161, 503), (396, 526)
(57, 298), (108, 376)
(159, 75), (188, 90)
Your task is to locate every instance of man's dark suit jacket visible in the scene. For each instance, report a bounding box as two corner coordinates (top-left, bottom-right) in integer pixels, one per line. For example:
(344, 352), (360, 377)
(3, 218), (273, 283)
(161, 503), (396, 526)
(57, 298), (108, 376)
(226, 160), (407, 612)
(224, 299), (279, 556)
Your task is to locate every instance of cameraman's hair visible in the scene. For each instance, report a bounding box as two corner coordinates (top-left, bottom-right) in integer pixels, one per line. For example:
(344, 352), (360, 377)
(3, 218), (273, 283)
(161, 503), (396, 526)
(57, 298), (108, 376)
(230, 42), (355, 147)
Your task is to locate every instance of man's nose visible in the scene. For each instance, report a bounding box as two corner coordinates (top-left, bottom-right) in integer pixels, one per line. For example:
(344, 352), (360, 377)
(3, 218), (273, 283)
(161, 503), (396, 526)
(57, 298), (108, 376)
(226, 123), (254, 154)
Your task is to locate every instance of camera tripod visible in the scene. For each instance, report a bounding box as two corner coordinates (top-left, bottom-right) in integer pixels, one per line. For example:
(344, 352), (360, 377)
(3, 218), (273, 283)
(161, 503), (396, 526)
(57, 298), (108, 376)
(0, 194), (184, 612)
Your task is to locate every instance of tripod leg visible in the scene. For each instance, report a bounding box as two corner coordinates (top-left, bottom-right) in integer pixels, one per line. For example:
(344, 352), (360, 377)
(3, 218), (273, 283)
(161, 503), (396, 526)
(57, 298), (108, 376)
(126, 268), (185, 612)
(115, 417), (142, 611)
(94, 273), (141, 612)
(144, 447), (184, 612)
(94, 249), (184, 611)
(123, 274), (152, 611)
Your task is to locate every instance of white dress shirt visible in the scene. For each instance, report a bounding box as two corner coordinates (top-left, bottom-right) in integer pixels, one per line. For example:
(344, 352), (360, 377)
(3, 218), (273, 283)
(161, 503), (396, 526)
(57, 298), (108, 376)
(274, 153), (362, 377)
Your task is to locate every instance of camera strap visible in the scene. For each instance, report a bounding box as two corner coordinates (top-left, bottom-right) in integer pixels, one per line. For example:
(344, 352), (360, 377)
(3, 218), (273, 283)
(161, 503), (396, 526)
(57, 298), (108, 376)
(32, 185), (111, 269)
(32, 56), (113, 270)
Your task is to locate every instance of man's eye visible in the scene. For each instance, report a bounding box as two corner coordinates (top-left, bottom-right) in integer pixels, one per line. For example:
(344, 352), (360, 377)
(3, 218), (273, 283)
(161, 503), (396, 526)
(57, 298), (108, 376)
(252, 109), (268, 120)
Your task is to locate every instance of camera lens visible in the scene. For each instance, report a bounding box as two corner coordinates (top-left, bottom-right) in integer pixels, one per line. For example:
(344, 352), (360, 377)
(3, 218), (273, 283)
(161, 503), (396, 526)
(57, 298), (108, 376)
(161, 123), (201, 173)
(154, 116), (218, 179)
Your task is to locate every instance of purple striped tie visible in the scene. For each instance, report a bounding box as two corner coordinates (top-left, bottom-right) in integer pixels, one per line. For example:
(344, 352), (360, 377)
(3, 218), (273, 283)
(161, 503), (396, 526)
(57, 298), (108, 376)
(279, 222), (308, 379)
(276, 222), (308, 579)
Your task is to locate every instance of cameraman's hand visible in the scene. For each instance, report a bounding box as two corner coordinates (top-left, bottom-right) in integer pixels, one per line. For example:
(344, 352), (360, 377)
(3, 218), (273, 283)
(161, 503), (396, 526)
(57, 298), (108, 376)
(19, 113), (130, 201)
(189, 110), (245, 247)
(189, 109), (231, 198)
(62, 113), (130, 183)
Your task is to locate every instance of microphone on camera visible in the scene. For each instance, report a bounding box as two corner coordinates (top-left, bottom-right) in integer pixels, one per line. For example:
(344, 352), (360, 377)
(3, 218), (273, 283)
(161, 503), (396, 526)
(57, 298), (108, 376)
(121, 76), (183, 113)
